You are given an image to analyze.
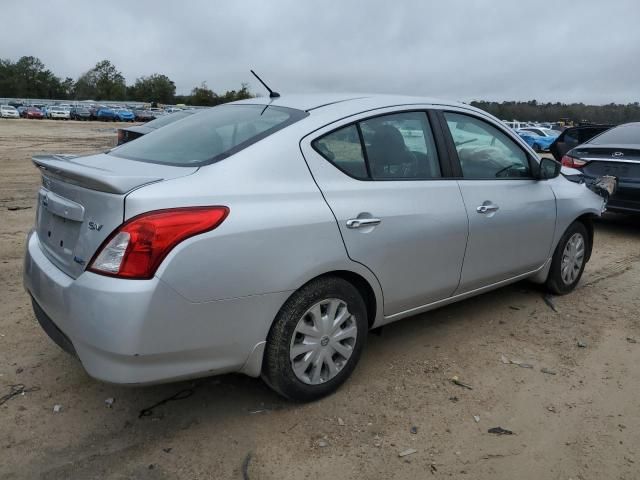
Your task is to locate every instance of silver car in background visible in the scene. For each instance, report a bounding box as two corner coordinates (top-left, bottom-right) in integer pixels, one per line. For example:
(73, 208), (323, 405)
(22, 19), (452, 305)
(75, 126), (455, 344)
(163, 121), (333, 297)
(24, 94), (607, 401)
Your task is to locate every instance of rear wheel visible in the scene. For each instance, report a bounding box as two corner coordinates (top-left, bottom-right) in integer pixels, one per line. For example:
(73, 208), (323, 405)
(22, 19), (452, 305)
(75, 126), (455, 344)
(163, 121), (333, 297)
(546, 221), (589, 295)
(262, 277), (368, 401)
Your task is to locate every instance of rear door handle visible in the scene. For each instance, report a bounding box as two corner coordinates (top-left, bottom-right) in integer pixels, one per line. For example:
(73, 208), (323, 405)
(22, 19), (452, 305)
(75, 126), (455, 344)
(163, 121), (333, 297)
(476, 203), (499, 214)
(346, 218), (382, 229)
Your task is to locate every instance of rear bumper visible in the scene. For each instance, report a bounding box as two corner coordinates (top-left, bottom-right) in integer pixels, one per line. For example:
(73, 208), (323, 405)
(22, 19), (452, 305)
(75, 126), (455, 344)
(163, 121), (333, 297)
(23, 230), (289, 384)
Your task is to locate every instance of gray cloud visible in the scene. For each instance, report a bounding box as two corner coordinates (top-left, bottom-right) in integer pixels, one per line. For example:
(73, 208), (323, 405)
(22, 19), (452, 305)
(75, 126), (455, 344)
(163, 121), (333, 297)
(2, 0), (639, 103)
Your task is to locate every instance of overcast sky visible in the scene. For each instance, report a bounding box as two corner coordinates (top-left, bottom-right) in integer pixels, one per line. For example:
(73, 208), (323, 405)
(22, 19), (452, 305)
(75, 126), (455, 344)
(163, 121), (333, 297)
(2, 0), (639, 104)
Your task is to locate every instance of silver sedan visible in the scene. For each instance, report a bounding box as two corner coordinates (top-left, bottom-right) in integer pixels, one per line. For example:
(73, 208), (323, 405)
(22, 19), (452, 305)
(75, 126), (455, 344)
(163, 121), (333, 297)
(24, 94), (607, 401)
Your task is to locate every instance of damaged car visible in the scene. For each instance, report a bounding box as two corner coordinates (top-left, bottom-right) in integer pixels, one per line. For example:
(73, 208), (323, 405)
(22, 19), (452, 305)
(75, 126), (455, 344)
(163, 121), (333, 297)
(23, 94), (615, 401)
(561, 122), (638, 213)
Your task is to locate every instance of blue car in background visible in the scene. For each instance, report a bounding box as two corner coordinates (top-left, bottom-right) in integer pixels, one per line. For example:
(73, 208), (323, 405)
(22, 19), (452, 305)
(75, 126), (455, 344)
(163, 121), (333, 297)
(114, 108), (135, 122)
(95, 106), (117, 121)
(516, 130), (557, 152)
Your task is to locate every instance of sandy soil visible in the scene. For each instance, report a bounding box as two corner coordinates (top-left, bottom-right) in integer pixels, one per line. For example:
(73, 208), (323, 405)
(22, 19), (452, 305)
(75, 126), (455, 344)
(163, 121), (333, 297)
(1, 119), (639, 480)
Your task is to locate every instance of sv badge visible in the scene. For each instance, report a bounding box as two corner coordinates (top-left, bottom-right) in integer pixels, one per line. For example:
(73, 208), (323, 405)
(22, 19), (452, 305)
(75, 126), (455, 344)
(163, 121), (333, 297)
(88, 221), (104, 231)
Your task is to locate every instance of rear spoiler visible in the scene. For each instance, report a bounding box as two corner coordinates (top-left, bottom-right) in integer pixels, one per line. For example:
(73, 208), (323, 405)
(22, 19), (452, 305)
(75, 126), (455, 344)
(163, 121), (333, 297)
(32, 154), (163, 194)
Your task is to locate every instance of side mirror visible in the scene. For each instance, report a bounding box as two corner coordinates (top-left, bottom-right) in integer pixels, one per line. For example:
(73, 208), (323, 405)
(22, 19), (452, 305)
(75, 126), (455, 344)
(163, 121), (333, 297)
(539, 157), (561, 180)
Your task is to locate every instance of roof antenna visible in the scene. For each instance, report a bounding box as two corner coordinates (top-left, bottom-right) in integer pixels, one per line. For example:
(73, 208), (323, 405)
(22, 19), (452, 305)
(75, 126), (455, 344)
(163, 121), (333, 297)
(251, 70), (280, 99)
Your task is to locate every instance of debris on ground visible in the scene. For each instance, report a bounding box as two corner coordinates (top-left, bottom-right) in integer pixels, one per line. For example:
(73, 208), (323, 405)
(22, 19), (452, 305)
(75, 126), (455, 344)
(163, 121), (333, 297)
(500, 354), (510, 364)
(451, 376), (473, 390)
(547, 406), (557, 413)
(410, 426), (418, 434)
(473, 415), (480, 423)
(163, 448), (172, 453)
(104, 397), (115, 408)
(449, 396), (459, 403)
(337, 417), (345, 426)
(53, 404), (62, 413)
(317, 440), (328, 448)
(138, 388), (194, 418)
(626, 337), (637, 344)
(398, 448), (417, 457)
(241, 452), (252, 480)
(509, 306), (521, 311)
(543, 294), (558, 312)
(373, 435), (382, 447)
(7, 206), (32, 211)
(509, 359), (533, 368)
(488, 427), (513, 435)
(0, 384), (40, 406)
(577, 341), (587, 348)
(430, 464), (438, 473)
(541, 367), (557, 375)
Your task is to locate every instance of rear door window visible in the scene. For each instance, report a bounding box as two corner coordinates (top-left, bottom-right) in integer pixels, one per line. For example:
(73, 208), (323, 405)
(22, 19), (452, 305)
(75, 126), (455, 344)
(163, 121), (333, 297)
(313, 125), (368, 179)
(110, 104), (307, 166)
(312, 111), (442, 180)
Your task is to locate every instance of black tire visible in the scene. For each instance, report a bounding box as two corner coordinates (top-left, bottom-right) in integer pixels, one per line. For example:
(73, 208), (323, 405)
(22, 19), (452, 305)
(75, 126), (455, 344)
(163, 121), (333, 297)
(262, 276), (368, 401)
(546, 221), (589, 295)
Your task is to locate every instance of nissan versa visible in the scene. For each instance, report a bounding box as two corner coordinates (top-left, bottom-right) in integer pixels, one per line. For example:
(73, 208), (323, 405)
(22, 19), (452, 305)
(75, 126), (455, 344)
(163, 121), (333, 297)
(24, 94), (612, 401)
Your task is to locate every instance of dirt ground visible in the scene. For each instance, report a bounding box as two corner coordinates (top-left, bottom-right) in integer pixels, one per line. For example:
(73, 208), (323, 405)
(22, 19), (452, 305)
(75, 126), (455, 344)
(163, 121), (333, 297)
(1, 119), (639, 480)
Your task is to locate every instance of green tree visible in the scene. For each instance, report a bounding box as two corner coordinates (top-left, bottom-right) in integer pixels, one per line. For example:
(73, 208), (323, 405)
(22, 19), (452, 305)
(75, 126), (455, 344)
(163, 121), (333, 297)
(129, 74), (176, 104)
(75, 60), (126, 100)
(190, 81), (217, 106)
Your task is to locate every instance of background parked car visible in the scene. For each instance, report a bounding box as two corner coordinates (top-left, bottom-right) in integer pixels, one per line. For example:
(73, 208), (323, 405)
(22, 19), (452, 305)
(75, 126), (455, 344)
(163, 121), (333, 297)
(95, 106), (117, 121)
(117, 109), (195, 144)
(561, 122), (640, 213)
(133, 109), (156, 122)
(114, 108), (135, 122)
(550, 124), (613, 162)
(516, 130), (555, 152)
(0, 105), (20, 118)
(21, 107), (44, 119)
(70, 106), (91, 121)
(46, 106), (70, 120)
(520, 127), (561, 138)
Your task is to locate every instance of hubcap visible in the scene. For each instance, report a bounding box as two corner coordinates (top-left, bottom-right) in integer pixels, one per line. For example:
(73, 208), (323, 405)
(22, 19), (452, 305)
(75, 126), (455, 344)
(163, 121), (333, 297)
(290, 298), (357, 385)
(560, 233), (585, 285)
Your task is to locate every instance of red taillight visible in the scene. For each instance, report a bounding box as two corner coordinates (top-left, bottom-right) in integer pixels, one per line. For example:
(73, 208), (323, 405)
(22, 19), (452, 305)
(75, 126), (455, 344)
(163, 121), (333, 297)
(561, 155), (587, 169)
(89, 207), (229, 279)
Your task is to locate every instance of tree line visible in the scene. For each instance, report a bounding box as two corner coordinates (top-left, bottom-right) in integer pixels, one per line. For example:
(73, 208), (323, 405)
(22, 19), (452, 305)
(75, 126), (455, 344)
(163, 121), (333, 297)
(470, 100), (640, 125)
(0, 56), (252, 106)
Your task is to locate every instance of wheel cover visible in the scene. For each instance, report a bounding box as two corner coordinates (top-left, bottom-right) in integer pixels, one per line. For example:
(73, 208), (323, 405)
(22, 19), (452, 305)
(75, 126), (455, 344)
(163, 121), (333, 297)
(289, 298), (357, 385)
(560, 232), (585, 285)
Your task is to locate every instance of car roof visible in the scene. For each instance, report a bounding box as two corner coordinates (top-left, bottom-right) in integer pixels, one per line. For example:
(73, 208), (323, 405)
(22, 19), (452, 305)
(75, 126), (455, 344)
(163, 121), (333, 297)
(230, 93), (474, 114)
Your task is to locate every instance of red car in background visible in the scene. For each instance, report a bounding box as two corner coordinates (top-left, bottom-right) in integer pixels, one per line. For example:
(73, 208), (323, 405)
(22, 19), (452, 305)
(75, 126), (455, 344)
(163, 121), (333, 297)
(21, 107), (44, 119)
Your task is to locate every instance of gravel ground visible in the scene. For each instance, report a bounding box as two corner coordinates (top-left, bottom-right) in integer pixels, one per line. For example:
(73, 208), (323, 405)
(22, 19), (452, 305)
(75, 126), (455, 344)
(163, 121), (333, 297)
(1, 119), (639, 480)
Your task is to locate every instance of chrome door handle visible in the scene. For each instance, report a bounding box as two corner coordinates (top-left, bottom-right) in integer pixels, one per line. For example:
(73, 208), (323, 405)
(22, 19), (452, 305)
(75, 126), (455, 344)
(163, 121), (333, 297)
(476, 204), (499, 214)
(346, 218), (382, 229)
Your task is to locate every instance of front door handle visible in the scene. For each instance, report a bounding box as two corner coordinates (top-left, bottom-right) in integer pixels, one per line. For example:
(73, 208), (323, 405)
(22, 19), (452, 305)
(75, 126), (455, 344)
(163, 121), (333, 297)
(346, 218), (382, 229)
(476, 203), (499, 214)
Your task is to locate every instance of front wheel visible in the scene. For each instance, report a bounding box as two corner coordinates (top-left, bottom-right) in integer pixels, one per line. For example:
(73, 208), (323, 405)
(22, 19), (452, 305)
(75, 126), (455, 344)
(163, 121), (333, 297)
(546, 221), (589, 295)
(262, 277), (368, 401)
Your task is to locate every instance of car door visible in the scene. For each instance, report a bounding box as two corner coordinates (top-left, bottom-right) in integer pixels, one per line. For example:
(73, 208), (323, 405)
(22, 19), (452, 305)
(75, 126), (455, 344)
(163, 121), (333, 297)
(300, 109), (469, 316)
(439, 110), (557, 293)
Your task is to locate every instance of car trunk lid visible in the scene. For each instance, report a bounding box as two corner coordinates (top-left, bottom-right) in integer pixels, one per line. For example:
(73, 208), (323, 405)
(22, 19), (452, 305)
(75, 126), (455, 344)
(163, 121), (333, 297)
(573, 145), (640, 180)
(33, 153), (197, 278)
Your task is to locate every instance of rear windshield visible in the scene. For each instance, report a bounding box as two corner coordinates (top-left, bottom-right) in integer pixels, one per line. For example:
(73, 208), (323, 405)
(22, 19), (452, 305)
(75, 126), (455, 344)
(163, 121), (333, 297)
(589, 124), (640, 145)
(145, 110), (194, 129)
(110, 104), (307, 166)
